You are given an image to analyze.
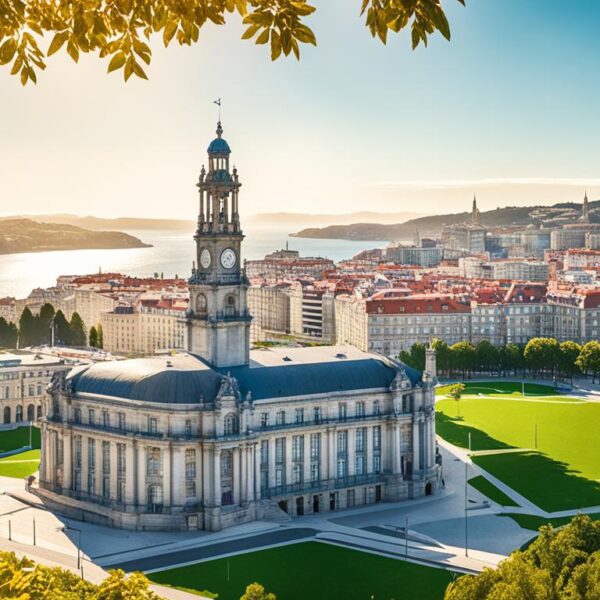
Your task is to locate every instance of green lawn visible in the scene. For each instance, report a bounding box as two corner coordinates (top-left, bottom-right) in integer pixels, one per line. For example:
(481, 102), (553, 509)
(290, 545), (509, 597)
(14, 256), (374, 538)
(0, 449), (40, 478)
(468, 476), (519, 507)
(148, 542), (457, 600)
(500, 512), (600, 531)
(436, 381), (559, 397)
(436, 398), (600, 511)
(0, 426), (40, 452)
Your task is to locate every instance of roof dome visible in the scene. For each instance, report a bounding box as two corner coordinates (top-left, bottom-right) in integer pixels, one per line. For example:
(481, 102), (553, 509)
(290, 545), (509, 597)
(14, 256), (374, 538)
(207, 121), (231, 155)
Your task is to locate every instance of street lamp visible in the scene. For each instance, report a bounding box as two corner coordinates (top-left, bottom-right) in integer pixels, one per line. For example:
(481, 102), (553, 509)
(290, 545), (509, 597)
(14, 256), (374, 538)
(63, 525), (82, 569)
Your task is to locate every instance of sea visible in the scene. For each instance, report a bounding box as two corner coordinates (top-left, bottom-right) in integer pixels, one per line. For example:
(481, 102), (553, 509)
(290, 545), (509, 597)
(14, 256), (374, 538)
(0, 226), (386, 299)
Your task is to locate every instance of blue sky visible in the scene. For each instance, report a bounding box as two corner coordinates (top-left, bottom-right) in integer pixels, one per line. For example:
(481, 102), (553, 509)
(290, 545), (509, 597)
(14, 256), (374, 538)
(2, 0), (600, 218)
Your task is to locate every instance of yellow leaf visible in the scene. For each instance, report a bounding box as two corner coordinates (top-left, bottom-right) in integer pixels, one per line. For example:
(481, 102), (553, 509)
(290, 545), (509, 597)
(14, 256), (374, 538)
(47, 31), (69, 56)
(107, 52), (126, 73)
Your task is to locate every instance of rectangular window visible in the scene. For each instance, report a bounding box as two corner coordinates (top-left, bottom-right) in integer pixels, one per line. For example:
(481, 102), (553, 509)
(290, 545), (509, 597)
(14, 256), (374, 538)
(355, 455), (364, 475)
(147, 447), (161, 476)
(88, 438), (95, 469)
(275, 468), (284, 487)
(102, 410), (109, 428)
(313, 406), (321, 423)
(292, 435), (304, 462)
(310, 461), (320, 482)
(355, 428), (365, 453)
(74, 436), (82, 468)
(276, 411), (286, 426)
(261, 412), (269, 428)
(310, 433), (320, 461)
(260, 440), (269, 466)
(347, 489), (355, 507)
(275, 438), (285, 464)
(337, 431), (348, 455)
(185, 420), (192, 438)
(102, 441), (110, 473)
(295, 408), (304, 424)
(148, 417), (158, 434)
(88, 409), (95, 425)
(374, 454), (381, 474)
(102, 476), (110, 499)
(28, 384), (34, 397)
(293, 463), (303, 485)
(338, 403), (347, 421)
(372, 400), (380, 416)
(337, 458), (347, 479)
(118, 412), (126, 431)
(261, 470), (268, 491)
(373, 426), (381, 451)
(36, 383), (42, 396)
(185, 480), (196, 498)
(356, 402), (365, 417)
(117, 443), (126, 476)
(185, 449), (196, 479)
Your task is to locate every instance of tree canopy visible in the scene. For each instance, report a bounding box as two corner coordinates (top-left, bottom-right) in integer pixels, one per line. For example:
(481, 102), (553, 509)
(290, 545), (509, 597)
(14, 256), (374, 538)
(445, 515), (600, 600)
(0, 0), (465, 85)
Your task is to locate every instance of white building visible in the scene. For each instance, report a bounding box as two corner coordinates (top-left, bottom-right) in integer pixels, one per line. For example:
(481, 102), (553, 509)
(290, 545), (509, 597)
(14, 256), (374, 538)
(38, 123), (441, 531)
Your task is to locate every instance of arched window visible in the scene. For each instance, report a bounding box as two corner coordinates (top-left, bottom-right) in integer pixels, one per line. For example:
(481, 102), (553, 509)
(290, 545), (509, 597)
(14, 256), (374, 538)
(15, 405), (22, 422)
(27, 404), (35, 422)
(147, 484), (163, 513)
(196, 294), (207, 313)
(223, 413), (238, 436)
(3, 406), (10, 424)
(224, 294), (236, 317)
(36, 405), (42, 419)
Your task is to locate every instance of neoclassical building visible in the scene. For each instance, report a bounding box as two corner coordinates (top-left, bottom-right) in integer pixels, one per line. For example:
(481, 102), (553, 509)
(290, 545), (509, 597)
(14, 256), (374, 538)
(37, 123), (441, 531)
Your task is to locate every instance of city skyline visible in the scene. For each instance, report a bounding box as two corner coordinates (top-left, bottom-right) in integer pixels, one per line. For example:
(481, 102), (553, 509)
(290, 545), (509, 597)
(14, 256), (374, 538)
(3, 0), (600, 218)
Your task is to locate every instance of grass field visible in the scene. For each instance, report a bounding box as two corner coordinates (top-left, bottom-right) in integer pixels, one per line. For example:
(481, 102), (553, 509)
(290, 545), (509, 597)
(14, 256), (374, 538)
(0, 426), (40, 452)
(468, 475), (519, 506)
(0, 449), (40, 478)
(436, 381), (559, 397)
(148, 542), (457, 600)
(436, 397), (600, 511)
(500, 512), (600, 531)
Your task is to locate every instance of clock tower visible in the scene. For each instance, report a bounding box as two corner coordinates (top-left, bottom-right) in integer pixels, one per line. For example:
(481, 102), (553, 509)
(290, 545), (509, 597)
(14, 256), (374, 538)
(185, 121), (251, 368)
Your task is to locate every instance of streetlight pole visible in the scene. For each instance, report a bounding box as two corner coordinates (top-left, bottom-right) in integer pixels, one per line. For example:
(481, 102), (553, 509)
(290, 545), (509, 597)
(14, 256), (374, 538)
(405, 514), (409, 558)
(464, 460), (468, 557)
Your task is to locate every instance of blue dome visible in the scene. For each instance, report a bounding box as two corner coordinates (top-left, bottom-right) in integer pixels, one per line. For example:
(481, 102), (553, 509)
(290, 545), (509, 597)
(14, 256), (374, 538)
(207, 137), (231, 154)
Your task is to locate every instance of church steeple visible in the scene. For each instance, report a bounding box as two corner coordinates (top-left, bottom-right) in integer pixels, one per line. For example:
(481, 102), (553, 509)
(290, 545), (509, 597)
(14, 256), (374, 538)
(186, 121), (251, 368)
(472, 194), (479, 225)
(581, 190), (590, 223)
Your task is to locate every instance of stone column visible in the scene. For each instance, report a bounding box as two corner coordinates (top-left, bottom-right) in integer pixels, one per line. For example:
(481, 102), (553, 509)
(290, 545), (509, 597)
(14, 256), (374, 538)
(268, 437), (276, 488)
(213, 449), (221, 506)
(109, 441), (117, 499)
(239, 445), (247, 505)
(254, 442), (261, 501)
(393, 423), (401, 474)
(81, 435), (89, 494)
(125, 442), (135, 505)
(202, 446), (213, 507)
(63, 430), (72, 490)
(348, 429), (356, 477)
(137, 443), (146, 508)
(328, 428), (335, 482)
(246, 445), (254, 502)
(171, 446), (184, 509)
(303, 433), (311, 485)
(319, 431), (327, 484)
(285, 436), (293, 487)
(231, 447), (242, 505)
(366, 427), (373, 475)
(412, 418), (421, 473)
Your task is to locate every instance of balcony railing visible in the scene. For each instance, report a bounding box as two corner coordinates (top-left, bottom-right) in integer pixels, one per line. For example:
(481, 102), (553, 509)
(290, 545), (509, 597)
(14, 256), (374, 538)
(261, 473), (384, 499)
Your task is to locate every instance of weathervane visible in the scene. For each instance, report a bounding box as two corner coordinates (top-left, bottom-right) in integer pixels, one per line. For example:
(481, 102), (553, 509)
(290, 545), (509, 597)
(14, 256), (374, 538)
(213, 98), (222, 121)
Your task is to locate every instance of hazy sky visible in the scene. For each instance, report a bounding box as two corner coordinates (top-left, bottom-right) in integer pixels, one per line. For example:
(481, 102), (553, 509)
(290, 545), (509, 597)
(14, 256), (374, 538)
(2, 0), (600, 219)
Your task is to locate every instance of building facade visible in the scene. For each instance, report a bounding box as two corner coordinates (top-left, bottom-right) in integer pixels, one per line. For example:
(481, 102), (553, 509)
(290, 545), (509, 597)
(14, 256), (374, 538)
(38, 123), (441, 531)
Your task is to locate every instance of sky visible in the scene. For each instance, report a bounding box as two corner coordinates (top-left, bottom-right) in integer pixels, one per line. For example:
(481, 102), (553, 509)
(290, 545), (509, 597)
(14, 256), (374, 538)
(2, 0), (600, 219)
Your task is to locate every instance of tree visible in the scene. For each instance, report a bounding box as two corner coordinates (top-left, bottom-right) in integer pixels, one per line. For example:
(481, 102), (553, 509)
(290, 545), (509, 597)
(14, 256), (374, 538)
(52, 310), (71, 346)
(0, 317), (18, 348)
(445, 515), (600, 600)
(38, 303), (56, 345)
(447, 382), (466, 418)
(89, 325), (98, 348)
(431, 338), (450, 375)
(559, 340), (581, 383)
(524, 337), (560, 376)
(449, 341), (475, 378)
(18, 306), (37, 347)
(97, 323), (104, 349)
(576, 340), (600, 383)
(0, 0), (465, 85)
(474, 340), (498, 375)
(69, 312), (87, 347)
(240, 583), (277, 600)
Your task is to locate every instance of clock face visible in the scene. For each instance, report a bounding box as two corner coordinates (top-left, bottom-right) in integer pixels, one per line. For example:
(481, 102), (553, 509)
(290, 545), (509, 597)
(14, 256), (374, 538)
(200, 248), (211, 269)
(220, 248), (237, 269)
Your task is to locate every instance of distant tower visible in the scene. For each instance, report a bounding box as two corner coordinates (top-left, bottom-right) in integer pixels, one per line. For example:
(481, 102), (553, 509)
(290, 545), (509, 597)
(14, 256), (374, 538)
(425, 343), (437, 378)
(185, 121), (251, 368)
(472, 195), (480, 225)
(581, 191), (590, 223)
(413, 229), (421, 247)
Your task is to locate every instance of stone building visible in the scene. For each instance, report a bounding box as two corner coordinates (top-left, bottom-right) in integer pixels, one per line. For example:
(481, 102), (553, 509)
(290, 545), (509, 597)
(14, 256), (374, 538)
(0, 352), (68, 424)
(37, 123), (441, 531)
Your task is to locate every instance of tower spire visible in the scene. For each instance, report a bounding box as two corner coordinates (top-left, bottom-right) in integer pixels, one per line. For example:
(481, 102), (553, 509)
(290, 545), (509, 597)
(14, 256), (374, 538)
(581, 190), (590, 223)
(472, 194), (479, 225)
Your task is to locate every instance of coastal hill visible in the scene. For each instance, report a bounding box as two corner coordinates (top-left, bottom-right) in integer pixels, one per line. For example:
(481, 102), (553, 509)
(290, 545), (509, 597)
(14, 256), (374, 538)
(0, 219), (151, 255)
(292, 200), (600, 241)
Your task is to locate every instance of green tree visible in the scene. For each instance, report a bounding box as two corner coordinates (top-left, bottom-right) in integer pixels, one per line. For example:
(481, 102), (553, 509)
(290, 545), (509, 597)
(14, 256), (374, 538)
(69, 312), (87, 347)
(89, 325), (98, 348)
(449, 341), (475, 378)
(240, 582), (277, 600)
(18, 306), (37, 347)
(576, 340), (600, 383)
(431, 338), (450, 376)
(447, 382), (466, 417)
(97, 323), (104, 349)
(52, 310), (71, 346)
(559, 340), (582, 383)
(524, 337), (560, 376)
(0, 317), (18, 348)
(445, 515), (600, 600)
(38, 303), (55, 345)
(0, 0), (464, 85)
(474, 340), (498, 375)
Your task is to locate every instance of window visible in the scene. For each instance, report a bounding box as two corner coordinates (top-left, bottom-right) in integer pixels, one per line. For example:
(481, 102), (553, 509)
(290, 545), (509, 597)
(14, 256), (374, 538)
(260, 412), (269, 428)
(337, 458), (347, 479)
(356, 402), (365, 418)
(73, 407), (81, 424)
(275, 468), (284, 487)
(311, 462), (320, 482)
(37, 383), (42, 396)
(338, 403), (347, 421)
(374, 455), (381, 474)
(337, 431), (347, 455)
(74, 436), (82, 468)
(88, 409), (95, 425)
(117, 443), (126, 476)
(347, 489), (355, 507)
(355, 456), (364, 475)
(373, 426), (381, 451)
(224, 413), (238, 435)
(276, 410), (286, 426)
(295, 408), (304, 424)
(355, 428), (365, 453)
(118, 412), (126, 431)
(148, 417), (158, 434)
(196, 294), (207, 313)
(373, 400), (380, 415)
(88, 439), (96, 469)
(260, 440), (269, 466)
(292, 435), (304, 462)
(185, 480), (196, 498)
(185, 419), (192, 438)
(102, 441), (110, 473)
(102, 410), (109, 428)
(28, 384), (34, 397)
(147, 447), (161, 476)
(310, 433), (320, 461)
(293, 463), (303, 485)
(147, 484), (163, 512)
(275, 438), (285, 464)
(313, 406), (321, 423)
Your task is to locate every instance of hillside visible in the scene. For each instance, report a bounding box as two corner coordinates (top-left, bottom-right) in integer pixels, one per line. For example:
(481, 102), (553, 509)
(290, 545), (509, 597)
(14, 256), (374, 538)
(0, 219), (151, 255)
(292, 200), (600, 241)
